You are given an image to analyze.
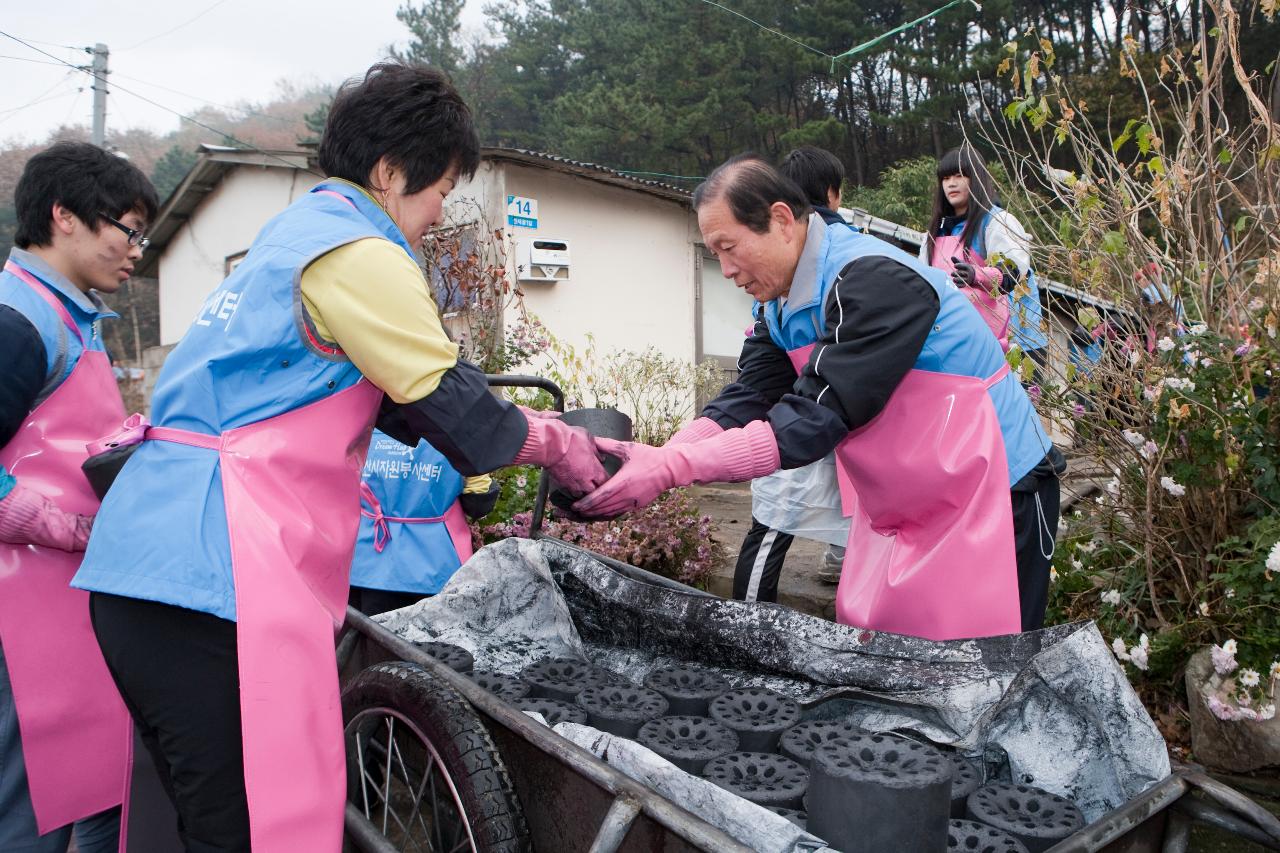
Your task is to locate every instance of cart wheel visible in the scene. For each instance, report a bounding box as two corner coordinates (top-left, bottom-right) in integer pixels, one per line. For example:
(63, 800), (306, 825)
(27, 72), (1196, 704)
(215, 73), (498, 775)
(343, 661), (530, 853)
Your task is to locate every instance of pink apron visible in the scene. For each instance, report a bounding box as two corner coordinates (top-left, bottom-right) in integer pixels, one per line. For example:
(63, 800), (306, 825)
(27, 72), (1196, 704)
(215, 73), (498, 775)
(359, 481), (474, 561)
(928, 236), (1012, 351)
(787, 345), (1021, 640)
(0, 262), (131, 837)
(141, 378), (381, 851)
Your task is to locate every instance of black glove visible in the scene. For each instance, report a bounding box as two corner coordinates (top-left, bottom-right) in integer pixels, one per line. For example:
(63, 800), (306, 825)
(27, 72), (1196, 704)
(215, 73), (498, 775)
(950, 259), (978, 288)
(459, 482), (502, 521)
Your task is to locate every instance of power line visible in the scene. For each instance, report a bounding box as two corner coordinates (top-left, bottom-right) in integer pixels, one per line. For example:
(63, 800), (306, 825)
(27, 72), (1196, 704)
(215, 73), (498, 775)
(0, 70), (76, 118)
(693, 0), (833, 63)
(0, 30), (319, 176)
(9, 35), (85, 51)
(0, 53), (76, 67)
(108, 71), (301, 125)
(694, 0), (981, 73)
(122, 0), (235, 51)
(0, 87), (78, 124)
(58, 85), (87, 128)
(831, 0), (978, 67)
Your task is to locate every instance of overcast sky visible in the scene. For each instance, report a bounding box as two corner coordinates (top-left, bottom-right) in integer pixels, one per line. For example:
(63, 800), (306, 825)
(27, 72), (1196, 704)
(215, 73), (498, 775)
(0, 0), (490, 145)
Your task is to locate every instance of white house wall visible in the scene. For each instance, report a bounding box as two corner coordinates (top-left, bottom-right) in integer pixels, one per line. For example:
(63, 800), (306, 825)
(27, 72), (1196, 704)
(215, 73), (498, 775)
(496, 165), (699, 366)
(158, 167), (319, 345)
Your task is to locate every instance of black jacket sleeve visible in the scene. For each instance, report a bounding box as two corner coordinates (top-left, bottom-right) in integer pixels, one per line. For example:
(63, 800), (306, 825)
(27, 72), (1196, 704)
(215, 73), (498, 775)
(700, 307), (796, 429)
(0, 306), (48, 449)
(701, 255), (940, 470)
(374, 358), (528, 476)
(794, 255), (939, 435)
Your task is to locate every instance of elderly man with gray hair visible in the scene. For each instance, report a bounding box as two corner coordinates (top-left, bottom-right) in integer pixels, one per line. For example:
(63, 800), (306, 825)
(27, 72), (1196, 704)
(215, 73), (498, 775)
(575, 154), (1063, 641)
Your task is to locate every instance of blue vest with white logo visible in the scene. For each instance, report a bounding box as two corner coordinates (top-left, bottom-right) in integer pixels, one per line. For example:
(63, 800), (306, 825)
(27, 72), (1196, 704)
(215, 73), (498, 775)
(350, 432), (467, 595)
(763, 222), (1051, 486)
(74, 181), (414, 621)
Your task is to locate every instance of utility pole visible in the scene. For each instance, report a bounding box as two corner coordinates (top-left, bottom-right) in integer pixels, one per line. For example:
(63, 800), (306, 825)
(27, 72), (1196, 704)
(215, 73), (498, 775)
(90, 43), (108, 148)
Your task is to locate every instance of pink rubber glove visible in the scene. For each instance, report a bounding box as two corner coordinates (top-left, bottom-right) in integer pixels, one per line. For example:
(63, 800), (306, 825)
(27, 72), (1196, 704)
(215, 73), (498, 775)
(517, 405), (561, 420)
(512, 413), (611, 496)
(0, 482), (94, 552)
(573, 419), (780, 518)
(973, 264), (1002, 289)
(664, 417), (724, 446)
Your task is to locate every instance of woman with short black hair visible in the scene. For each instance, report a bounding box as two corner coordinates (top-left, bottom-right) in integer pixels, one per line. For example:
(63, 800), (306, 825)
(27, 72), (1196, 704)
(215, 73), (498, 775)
(75, 62), (608, 852)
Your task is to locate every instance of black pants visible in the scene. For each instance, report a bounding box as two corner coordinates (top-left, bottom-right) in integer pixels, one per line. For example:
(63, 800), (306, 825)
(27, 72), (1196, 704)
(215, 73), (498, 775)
(347, 586), (424, 617)
(1011, 471), (1061, 631)
(732, 516), (794, 603)
(89, 593), (250, 853)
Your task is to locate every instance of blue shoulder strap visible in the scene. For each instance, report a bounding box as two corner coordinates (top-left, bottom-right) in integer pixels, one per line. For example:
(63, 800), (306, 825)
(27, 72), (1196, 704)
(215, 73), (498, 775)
(973, 210), (991, 258)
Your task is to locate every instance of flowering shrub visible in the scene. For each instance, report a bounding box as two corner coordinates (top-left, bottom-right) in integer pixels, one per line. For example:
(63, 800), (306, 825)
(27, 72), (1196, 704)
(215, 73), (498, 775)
(1202, 639), (1278, 722)
(479, 489), (725, 589)
(988, 3), (1280, 731)
(528, 335), (726, 445)
(422, 201), (550, 374)
(464, 325), (729, 589)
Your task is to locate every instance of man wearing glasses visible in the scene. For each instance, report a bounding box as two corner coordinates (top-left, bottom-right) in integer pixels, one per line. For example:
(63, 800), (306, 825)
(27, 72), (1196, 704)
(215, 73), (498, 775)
(0, 141), (157, 853)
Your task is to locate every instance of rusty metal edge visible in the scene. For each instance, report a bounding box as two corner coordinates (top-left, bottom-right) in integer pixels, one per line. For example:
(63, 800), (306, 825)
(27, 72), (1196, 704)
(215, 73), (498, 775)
(1045, 774), (1189, 853)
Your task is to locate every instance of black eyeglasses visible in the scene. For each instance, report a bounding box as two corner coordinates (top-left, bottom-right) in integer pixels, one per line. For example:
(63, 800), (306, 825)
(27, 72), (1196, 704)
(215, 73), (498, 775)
(99, 213), (150, 250)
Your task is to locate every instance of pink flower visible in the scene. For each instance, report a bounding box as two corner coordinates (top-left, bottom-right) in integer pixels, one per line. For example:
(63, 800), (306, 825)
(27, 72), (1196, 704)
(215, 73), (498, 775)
(1207, 695), (1238, 721)
(1212, 643), (1239, 675)
(1027, 385), (1042, 402)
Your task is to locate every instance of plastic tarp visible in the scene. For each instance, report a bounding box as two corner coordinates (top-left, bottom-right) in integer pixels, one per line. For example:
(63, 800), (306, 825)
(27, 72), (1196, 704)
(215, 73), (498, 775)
(375, 537), (1170, 846)
(751, 454), (849, 547)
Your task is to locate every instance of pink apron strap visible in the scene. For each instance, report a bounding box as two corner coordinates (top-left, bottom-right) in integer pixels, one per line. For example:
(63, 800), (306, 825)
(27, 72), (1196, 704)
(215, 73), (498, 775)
(145, 425), (221, 450)
(358, 482), (392, 553)
(441, 500), (474, 563)
(983, 362), (1011, 389)
(313, 189), (357, 208)
(358, 482), (461, 556)
(4, 261), (83, 344)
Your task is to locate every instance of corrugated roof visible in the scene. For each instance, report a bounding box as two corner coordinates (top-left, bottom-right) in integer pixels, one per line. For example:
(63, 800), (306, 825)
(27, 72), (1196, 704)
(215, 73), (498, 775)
(138, 144), (1116, 313)
(483, 148), (693, 202)
(135, 144), (316, 276)
(136, 145), (692, 275)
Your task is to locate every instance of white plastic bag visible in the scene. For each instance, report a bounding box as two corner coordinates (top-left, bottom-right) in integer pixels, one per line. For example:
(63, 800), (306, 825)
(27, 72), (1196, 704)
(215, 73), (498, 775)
(750, 454), (849, 546)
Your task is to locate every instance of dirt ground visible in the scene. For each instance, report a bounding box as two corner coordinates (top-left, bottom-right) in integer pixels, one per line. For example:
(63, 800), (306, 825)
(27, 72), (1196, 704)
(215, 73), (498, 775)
(691, 483), (839, 618)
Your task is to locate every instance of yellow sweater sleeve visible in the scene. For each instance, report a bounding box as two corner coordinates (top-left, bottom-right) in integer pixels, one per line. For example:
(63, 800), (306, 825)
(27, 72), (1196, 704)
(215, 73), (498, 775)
(300, 238), (458, 404)
(462, 474), (493, 495)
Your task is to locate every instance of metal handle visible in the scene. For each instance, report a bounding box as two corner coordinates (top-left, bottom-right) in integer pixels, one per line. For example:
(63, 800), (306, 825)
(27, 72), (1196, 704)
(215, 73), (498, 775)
(484, 374), (563, 537)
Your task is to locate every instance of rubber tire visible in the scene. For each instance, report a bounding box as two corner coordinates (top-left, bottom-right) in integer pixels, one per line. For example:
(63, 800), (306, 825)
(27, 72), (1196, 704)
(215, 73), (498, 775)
(342, 661), (531, 853)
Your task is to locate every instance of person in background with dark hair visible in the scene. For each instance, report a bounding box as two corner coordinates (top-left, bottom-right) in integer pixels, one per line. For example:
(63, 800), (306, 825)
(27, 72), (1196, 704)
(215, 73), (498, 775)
(779, 145), (845, 226)
(728, 146), (849, 602)
(920, 144), (1048, 367)
(577, 154), (1064, 643)
(73, 62), (609, 853)
(0, 141), (157, 853)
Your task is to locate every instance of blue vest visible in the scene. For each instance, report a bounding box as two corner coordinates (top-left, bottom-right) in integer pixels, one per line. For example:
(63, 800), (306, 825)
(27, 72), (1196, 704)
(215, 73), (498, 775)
(350, 432), (467, 595)
(73, 181), (415, 621)
(1, 248), (115, 393)
(1069, 336), (1105, 377)
(764, 222), (1051, 486)
(947, 210), (1048, 352)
